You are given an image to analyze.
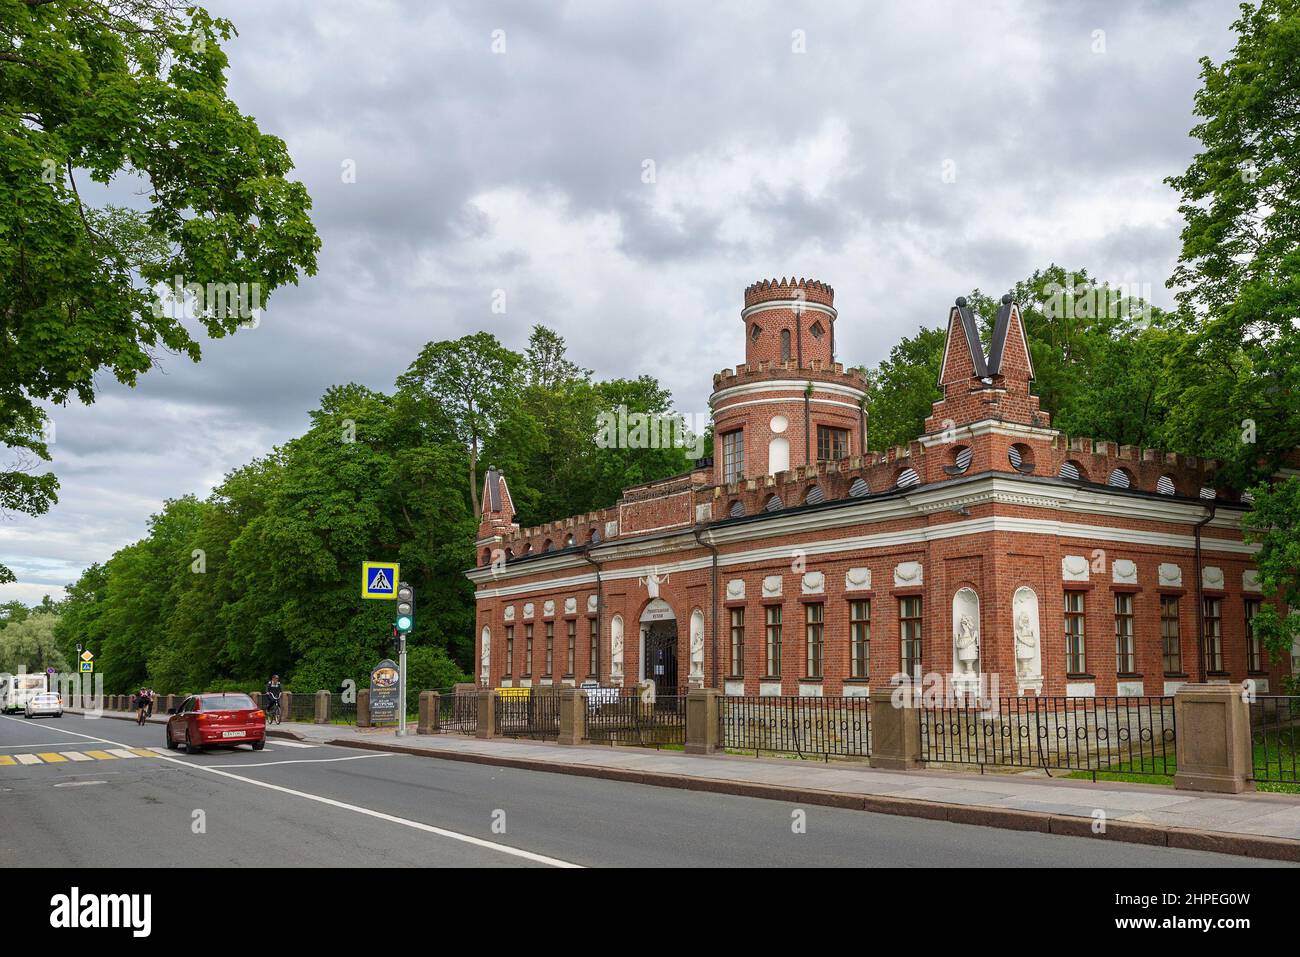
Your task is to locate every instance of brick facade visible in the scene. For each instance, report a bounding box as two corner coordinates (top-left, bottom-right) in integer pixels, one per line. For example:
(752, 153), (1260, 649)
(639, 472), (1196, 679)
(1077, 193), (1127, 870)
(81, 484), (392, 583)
(468, 280), (1295, 699)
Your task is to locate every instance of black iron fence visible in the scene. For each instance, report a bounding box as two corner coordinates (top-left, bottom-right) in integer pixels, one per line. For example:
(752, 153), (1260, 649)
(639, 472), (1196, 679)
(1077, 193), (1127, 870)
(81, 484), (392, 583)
(437, 692), (479, 734)
(285, 693), (317, 723)
(1249, 696), (1300, 785)
(719, 695), (871, 760)
(494, 690), (560, 739)
(920, 696), (1176, 777)
(329, 693), (357, 725)
(585, 690), (685, 748)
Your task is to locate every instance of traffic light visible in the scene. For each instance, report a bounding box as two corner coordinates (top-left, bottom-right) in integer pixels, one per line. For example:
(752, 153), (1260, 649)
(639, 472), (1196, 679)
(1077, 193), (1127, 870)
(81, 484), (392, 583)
(395, 581), (414, 634)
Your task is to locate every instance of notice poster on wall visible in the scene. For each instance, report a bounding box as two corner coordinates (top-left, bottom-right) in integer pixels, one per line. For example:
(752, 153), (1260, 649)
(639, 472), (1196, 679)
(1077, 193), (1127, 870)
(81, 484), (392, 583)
(370, 658), (400, 724)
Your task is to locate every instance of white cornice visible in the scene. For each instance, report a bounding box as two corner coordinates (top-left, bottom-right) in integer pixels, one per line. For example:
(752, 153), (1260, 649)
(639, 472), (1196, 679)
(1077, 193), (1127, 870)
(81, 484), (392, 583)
(710, 379), (867, 406)
(714, 397), (863, 414)
(740, 300), (838, 321)
(917, 419), (1059, 446)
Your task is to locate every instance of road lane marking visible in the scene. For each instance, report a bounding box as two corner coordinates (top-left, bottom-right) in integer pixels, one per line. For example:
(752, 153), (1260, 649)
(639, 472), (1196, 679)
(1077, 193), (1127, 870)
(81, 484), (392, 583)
(83, 750), (116, 760)
(60, 752), (94, 762)
(129, 748), (157, 757)
(0, 742), (79, 750)
(53, 780), (107, 787)
(36, 752), (67, 762)
(0, 756), (14, 765)
(0, 713), (581, 868)
(15, 754), (41, 765)
(211, 753), (397, 769)
(265, 739), (316, 748)
(105, 748), (139, 759)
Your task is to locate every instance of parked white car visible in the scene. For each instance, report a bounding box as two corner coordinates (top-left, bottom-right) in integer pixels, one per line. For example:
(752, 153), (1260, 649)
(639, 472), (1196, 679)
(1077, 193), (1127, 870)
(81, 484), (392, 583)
(24, 692), (63, 719)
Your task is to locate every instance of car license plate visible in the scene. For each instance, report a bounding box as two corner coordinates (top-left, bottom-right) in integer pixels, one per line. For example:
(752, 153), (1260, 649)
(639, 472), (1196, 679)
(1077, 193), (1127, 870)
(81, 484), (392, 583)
(221, 730), (246, 738)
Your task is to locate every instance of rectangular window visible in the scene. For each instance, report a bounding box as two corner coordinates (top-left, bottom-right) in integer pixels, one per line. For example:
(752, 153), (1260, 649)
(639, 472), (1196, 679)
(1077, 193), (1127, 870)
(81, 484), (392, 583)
(524, 624), (534, 676)
(729, 608), (744, 676)
(505, 626), (514, 676)
(1203, 598), (1224, 673)
(1160, 596), (1182, 675)
(722, 430), (745, 482)
(805, 603), (824, 678)
(1064, 591), (1086, 675)
(816, 425), (850, 462)
(589, 617), (598, 676)
(1115, 593), (1136, 674)
(900, 596), (923, 676)
(765, 605), (782, 677)
(566, 619), (576, 676)
(1245, 599), (1263, 672)
(544, 622), (554, 676)
(850, 600), (871, 679)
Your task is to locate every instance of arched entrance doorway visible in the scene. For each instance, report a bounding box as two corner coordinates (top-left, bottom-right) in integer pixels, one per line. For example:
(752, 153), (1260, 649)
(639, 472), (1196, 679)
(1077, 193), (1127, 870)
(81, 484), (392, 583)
(639, 598), (678, 691)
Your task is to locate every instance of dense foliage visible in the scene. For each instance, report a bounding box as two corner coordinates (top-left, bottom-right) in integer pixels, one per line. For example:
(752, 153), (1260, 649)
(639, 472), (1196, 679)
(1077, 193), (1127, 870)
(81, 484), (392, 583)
(0, 0), (320, 583)
(51, 326), (701, 694)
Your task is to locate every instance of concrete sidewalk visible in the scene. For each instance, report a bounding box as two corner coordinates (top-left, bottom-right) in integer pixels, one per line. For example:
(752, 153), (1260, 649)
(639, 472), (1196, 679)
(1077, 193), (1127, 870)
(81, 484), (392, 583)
(276, 719), (1300, 863)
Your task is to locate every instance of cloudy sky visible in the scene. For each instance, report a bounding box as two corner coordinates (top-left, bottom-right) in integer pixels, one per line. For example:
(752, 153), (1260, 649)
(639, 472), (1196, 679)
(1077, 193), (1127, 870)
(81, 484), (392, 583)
(1, 0), (1245, 604)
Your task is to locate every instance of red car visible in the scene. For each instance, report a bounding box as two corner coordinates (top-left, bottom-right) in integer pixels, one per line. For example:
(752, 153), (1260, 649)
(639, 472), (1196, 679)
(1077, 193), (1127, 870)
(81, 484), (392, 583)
(166, 693), (266, 753)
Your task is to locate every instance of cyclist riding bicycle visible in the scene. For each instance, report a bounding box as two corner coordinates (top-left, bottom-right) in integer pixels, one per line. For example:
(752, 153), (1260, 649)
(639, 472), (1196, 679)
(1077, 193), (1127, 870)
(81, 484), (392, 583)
(144, 688), (155, 719)
(134, 688), (150, 726)
(264, 674), (283, 724)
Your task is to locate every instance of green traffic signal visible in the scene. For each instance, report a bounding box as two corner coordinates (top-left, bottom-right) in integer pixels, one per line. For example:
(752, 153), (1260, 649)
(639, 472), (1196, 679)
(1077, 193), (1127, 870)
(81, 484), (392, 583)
(395, 581), (414, 634)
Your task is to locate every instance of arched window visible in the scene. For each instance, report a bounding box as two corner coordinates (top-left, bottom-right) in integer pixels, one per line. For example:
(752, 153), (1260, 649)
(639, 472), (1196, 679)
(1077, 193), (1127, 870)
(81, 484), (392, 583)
(1107, 468), (1133, 489)
(764, 494), (784, 512)
(564, 533), (575, 547)
(1156, 475), (1177, 495)
(944, 445), (972, 476)
(1199, 485), (1216, 500)
(780, 329), (791, 362)
(1008, 443), (1035, 474)
(804, 485), (824, 505)
(589, 527), (601, 544)
(1059, 460), (1087, 482)
(542, 539), (553, 553)
(895, 467), (920, 489)
(849, 477), (870, 497)
(750, 323), (762, 340)
(728, 499), (746, 518)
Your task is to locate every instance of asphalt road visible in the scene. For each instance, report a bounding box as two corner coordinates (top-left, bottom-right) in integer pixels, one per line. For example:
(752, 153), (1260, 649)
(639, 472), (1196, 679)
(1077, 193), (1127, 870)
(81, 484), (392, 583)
(0, 712), (1291, 868)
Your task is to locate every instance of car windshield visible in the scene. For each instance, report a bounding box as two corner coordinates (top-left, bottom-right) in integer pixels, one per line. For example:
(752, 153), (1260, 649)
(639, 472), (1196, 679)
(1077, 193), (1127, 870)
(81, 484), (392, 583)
(197, 694), (256, 711)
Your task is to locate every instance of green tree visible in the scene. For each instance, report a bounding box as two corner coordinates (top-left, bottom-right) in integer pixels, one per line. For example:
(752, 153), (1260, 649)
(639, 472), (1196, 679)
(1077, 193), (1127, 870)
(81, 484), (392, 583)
(864, 326), (945, 451)
(0, 0), (320, 584)
(397, 333), (523, 515)
(0, 610), (65, 674)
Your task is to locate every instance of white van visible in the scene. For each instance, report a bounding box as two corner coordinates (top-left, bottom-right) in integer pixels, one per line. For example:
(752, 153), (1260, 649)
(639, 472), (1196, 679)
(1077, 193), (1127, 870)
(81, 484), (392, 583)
(0, 673), (49, 714)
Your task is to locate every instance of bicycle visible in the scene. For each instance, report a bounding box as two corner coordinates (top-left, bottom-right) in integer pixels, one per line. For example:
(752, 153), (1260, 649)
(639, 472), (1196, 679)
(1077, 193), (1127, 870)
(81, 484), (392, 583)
(265, 698), (282, 725)
(135, 702), (148, 726)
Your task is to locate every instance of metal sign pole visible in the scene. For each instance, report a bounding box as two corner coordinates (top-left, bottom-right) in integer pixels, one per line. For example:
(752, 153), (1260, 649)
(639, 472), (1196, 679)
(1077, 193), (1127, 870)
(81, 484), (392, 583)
(397, 635), (407, 737)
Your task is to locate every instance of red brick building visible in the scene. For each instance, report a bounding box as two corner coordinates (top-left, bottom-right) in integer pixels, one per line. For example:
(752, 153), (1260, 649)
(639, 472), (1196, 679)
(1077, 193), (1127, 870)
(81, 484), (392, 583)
(467, 278), (1295, 699)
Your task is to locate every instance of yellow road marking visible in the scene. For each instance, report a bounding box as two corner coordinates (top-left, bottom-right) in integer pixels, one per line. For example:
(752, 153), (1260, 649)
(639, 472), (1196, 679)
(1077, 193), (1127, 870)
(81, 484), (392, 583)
(83, 750), (116, 760)
(129, 748), (157, 757)
(36, 752), (67, 762)
(0, 755), (15, 765)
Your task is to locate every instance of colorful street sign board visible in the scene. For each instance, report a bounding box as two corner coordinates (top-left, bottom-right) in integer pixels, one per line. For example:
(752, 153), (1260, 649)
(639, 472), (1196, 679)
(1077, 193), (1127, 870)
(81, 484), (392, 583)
(361, 561), (399, 600)
(370, 658), (400, 724)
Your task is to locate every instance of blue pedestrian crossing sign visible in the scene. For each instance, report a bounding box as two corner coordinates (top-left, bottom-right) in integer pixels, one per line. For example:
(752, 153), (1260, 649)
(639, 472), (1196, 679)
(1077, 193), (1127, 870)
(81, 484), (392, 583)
(362, 561), (400, 599)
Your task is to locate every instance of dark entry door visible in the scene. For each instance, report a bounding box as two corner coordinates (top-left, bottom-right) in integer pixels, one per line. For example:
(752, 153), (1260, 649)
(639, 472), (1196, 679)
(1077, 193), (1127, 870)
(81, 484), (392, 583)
(644, 621), (679, 692)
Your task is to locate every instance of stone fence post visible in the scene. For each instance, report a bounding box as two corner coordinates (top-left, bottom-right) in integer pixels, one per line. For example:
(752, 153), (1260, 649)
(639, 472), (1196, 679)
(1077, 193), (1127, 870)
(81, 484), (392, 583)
(281, 690), (293, 721)
(868, 686), (922, 770)
(558, 689), (587, 745)
(315, 690), (331, 724)
(1174, 683), (1254, 793)
(685, 688), (720, 754)
(418, 691), (440, 734)
(475, 690), (497, 739)
(357, 688), (372, 728)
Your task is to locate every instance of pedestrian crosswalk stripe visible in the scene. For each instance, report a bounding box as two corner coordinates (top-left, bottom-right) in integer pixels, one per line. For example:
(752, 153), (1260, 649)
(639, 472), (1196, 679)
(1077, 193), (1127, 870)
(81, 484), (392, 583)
(149, 747), (172, 755)
(106, 748), (138, 759)
(15, 754), (41, 765)
(268, 739), (315, 748)
(129, 748), (157, 757)
(60, 751), (93, 762)
(0, 756), (15, 766)
(83, 750), (116, 760)
(36, 752), (67, 763)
